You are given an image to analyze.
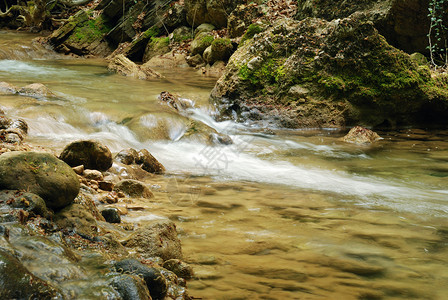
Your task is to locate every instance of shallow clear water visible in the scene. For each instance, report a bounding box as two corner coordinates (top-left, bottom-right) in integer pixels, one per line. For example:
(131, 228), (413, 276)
(1, 31), (448, 299)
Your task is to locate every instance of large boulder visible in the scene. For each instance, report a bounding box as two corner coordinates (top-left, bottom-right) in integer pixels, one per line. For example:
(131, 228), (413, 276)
(210, 17), (448, 128)
(59, 140), (113, 171)
(122, 220), (183, 260)
(0, 151), (80, 209)
(295, 0), (431, 54)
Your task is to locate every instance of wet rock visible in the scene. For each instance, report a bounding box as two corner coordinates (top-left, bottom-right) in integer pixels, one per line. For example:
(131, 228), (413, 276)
(137, 149), (166, 174)
(72, 165), (84, 175)
(0, 190), (52, 219)
(113, 179), (154, 198)
(115, 148), (139, 165)
(342, 126), (382, 144)
(190, 32), (214, 56)
(18, 83), (56, 98)
(1, 131), (21, 144)
(163, 259), (194, 279)
(99, 180), (114, 191)
(0, 115), (12, 129)
(158, 91), (194, 112)
(108, 273), (152, 300)
(60, 140), (113, 171)
(54, 203), (99, 237)
(108, 54), (163, 80)
(83, 169), (104, 181)
(122, 220), (183, 260)
(101, 207), (121, 223)
(0, 81), (18, 94)
(0, 248), (63, 299)
(0, 151), (80, 209)
(114, 258), (168, 300)
(97, 233), (128, 256)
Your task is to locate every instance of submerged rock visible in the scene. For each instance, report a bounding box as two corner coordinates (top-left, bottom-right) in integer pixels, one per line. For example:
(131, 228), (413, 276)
(18, 83), (56, 98)
(0, 151), (80, 209)
(60, 140), (113, 171)
(0, 249), (63, 299)
(342, 126), (382, 144)
(0, 81), (18, 94)
(122, 220), (183, 261)
(113, 179), (154, 198)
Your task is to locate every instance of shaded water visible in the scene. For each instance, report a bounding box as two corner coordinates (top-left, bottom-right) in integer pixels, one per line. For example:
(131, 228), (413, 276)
(1, 31), (448, 299)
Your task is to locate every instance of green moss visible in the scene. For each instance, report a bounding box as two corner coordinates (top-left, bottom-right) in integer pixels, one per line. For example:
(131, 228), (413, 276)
(143, 26), (160, 39)
(200, 35), (214, 45)
(67, 13), (111, 44)
(241, 24), (263, 44)
(239, 57), (286, 86)
(212, 38), (231, 47)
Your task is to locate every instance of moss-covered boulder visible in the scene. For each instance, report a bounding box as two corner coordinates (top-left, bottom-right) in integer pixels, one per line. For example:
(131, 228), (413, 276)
(227, 3), (264, 38)
(203, 38), (233, 64)
(142, 37), (170, 62)
(190, 32), (214, 56)
(0, 151), (80, 209)
(210, 17), (448, 128)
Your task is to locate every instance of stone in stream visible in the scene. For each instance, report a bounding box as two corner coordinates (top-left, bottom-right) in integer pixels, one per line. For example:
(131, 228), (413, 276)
(122, 220), (183, 261)
(0, 81), (18, 94)
(101, 207), (121, 223)
(54, 203), (100, 238)
(59, 140), (113, 171)
(0, 190), (52, 219)
(163, 259), (194, 279)
(342, 126), (382, 144)
(137, 149), (166, 174)
(115, 148), (139, 165)
(83, 169), (104, 181)
(0, 151), (80, 210)
(0, 248), (63, 299)
(113, 179), (154, 198)
(113, 258), (168, 300)
(18, 83), (56, 98)
(108, 273), (152, 300)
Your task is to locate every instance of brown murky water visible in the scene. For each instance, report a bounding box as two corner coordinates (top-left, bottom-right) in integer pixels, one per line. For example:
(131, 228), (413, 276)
(1, 31), (448, 299)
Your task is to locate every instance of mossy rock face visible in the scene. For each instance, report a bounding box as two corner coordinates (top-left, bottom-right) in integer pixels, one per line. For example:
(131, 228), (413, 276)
(143, 37), (170, 62)
(204, 38), (233, 64)
(0, 151), (80, 209)
(210, 17), (448, 128)
(227, 3), (264, 38)
(295, 0), (431, 54)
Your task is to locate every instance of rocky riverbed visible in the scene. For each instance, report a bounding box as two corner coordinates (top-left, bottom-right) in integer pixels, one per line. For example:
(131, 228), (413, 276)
(0, 105), (194, 299)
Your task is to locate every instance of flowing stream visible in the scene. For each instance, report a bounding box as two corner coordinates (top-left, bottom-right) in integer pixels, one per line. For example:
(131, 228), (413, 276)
(1, 31), (448, 299)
